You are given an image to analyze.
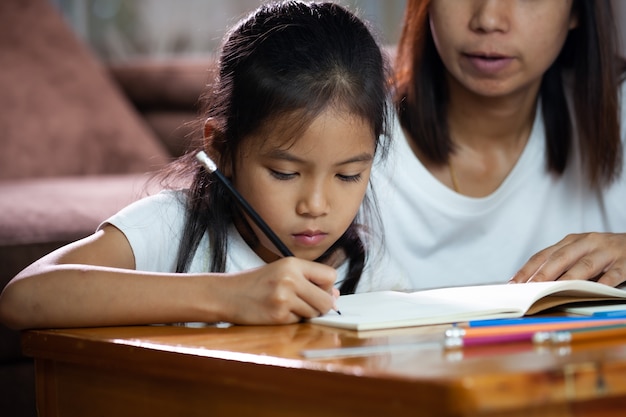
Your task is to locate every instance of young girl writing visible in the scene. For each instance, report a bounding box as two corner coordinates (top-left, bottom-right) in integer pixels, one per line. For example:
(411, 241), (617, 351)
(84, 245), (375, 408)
(377, 0), (626, 290)
(0, 1), (405, 329)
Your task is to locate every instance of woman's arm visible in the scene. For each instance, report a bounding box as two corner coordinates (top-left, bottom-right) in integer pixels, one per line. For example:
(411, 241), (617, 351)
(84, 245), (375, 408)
(0, 225), (337, 330)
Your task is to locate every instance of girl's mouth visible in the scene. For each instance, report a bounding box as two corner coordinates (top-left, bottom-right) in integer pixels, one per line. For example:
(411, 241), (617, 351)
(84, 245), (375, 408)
(292, 231), (328, 246)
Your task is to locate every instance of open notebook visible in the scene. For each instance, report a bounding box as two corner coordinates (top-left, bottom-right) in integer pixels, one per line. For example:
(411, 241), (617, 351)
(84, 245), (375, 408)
(309, 280), (626, 331)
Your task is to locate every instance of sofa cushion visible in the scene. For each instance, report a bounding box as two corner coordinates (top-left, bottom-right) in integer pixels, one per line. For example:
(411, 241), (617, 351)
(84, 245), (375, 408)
(109, 58), (215, 111)
(0, 174), (155, 246)
(0, 0), (170, 180)
(109, 58), (215, 156)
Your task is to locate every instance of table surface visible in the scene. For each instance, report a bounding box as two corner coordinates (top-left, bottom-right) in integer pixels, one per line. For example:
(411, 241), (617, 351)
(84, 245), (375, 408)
(22, 321), (626, 417)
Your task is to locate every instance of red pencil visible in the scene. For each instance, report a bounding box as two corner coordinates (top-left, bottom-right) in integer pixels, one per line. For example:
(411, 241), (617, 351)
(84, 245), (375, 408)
(444, 331), (535, 349)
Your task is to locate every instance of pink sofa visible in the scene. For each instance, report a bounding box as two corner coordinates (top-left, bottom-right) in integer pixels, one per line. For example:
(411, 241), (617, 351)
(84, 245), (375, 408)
(0, 1), (212, 415)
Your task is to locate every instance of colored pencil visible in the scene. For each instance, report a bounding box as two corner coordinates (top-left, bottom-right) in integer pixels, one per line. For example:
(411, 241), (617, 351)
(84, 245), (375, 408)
(534, 323), (626, 345)
(591, 310), (626, 318)
(451, 318), (626, 338)
(468, 316), (619, 327)
(444, 331), (536, 349)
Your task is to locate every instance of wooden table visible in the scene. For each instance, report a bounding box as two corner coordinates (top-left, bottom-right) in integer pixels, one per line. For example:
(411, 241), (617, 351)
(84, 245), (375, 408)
(21, 322), (626, 417)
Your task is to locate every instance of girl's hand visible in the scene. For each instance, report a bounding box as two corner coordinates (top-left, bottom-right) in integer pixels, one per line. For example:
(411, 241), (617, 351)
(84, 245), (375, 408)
(215, 257), (338, 325)
(509, 233), (626, 287)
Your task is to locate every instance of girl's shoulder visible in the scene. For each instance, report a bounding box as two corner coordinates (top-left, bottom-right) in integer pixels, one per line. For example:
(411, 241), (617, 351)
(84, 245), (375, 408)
(122, 188), (188, 212)
(100, 189), (190, 231)
(100, 189), (194, 272)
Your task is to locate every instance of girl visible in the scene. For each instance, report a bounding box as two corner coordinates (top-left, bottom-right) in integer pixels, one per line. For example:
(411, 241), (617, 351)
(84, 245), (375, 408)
(377, 0), (626, 290)
(0, 1), (405, 329)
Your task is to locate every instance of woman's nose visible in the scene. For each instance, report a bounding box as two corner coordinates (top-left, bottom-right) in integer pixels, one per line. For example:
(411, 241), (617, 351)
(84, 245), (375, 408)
(469, 0), (511, 34)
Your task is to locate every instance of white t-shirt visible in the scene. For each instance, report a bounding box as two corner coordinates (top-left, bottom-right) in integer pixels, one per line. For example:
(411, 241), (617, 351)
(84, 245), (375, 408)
(102, 190), (408, 293)
(374, 95), (626, 291)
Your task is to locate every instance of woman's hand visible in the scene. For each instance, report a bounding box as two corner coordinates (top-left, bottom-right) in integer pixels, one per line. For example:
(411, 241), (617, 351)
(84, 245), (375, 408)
(509, 232), (626, 287)
(214, 257), (339, 325)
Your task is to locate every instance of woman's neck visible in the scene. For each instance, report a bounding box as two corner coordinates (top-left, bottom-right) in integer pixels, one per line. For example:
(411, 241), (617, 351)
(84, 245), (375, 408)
(446, 77), (539, 151)
(420, 77), (540, 197)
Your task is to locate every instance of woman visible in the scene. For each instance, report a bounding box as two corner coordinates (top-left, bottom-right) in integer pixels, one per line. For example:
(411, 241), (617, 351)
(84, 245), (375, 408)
(376, 0), (626, 290)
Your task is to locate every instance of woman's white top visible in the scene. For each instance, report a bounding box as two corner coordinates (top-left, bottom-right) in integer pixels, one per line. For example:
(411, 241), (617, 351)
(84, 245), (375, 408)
(374, 88), (626, 291)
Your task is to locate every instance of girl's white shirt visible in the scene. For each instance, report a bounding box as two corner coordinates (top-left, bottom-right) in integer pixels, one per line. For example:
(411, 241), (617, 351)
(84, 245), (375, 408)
(373, 83), (626, 291)
(102, 190), (409, 293)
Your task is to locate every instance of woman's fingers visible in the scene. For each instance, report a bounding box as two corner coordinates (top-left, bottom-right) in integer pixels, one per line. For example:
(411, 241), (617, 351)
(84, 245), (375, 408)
(510, 233), (626, 287)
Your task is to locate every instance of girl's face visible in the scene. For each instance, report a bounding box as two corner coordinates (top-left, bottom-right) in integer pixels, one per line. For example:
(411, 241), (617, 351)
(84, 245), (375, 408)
(233, 109), (375, 263)
(428, 0), (577, 99)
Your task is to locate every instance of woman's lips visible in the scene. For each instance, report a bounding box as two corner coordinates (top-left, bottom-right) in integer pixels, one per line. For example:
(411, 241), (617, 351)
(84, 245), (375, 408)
(462, 53), (514, 76)
(292, 231), (328, 246)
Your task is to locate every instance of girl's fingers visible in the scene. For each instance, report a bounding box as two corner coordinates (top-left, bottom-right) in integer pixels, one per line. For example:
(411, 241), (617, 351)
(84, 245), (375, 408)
(281, 258), (337, 316)
(300, 259), (338, 294)
(259, 258), (338, 321)
(295, 274), (338, 317)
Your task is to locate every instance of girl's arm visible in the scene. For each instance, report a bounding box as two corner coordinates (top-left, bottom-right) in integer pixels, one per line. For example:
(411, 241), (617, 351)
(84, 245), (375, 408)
(0, 225), (338, 330)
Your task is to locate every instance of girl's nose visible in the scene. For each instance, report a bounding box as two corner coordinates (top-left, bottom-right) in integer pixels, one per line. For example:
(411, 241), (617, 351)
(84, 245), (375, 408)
(469, 0), (511, 34)
(296, 184), (329, 217)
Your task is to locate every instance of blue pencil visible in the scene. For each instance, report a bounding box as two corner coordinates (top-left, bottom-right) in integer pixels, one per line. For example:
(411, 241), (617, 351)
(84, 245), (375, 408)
(468, 316), (625, 327)
(591, 310), (626, 318)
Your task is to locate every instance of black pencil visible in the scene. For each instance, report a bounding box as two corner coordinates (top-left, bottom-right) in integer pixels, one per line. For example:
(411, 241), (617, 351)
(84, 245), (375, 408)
(196, 151), (293, 256)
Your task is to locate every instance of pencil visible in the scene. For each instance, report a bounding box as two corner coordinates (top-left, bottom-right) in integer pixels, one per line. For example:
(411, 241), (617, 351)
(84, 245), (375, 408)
(444, 331), (536, 349)
(448, 318), (626, 338)
(195, 151), (341, 315)
(446, 323), (626, 349)
(591, 310), (626, 318)
(196, 151), (293, 257)
(534, 323), (626, 345)
(468, 316), (620, 327)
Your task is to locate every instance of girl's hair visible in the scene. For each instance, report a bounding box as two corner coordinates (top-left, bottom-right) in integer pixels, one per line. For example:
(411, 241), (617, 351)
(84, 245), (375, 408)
(165, 1), (391, 294)
(395, 0), (625, 186)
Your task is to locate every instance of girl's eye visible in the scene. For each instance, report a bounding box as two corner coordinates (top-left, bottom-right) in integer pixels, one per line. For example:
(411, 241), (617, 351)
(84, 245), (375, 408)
(337, 173), (363, 183)
(270, 170), (297, 180)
